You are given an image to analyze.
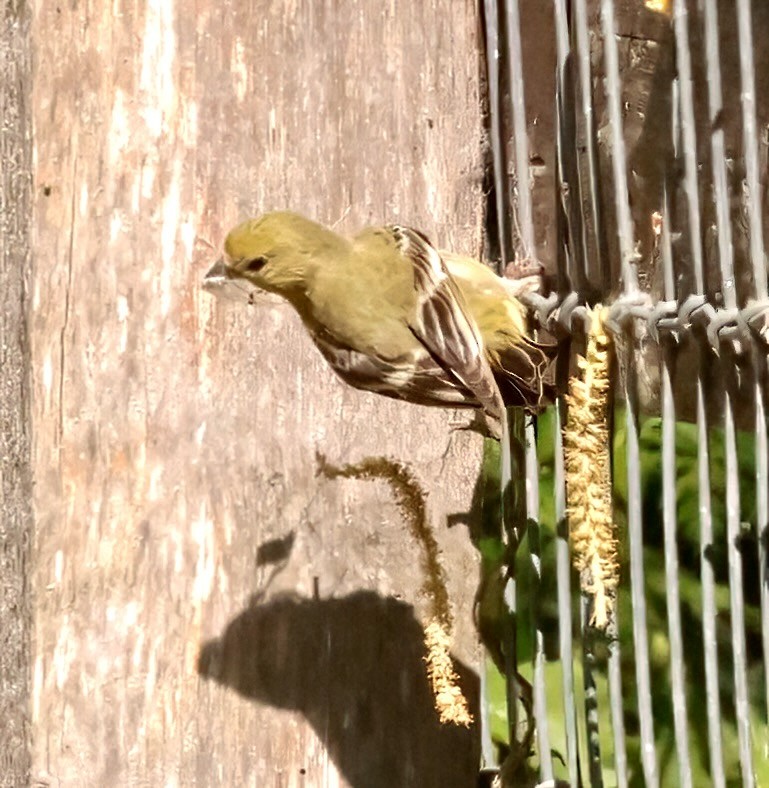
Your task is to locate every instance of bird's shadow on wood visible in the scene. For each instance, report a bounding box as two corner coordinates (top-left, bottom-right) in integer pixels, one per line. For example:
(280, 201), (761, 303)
(198, 589), (480, 788)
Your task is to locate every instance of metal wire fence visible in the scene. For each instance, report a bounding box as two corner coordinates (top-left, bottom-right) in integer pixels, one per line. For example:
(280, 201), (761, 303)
(482, 1), (769, 784)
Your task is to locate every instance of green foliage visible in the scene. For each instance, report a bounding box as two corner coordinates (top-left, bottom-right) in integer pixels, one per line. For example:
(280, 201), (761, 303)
(472, 407), (768, 786)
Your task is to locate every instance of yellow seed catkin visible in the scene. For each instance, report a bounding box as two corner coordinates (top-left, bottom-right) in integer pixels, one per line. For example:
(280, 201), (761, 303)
(645, 0), (671, 15)
(423, 618), (473, 727)
(317, 454), (472, 725)
(564, 307), (619, 631)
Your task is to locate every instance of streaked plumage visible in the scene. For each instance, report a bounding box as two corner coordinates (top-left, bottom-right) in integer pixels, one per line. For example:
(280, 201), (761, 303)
(204, 211), (555, 436)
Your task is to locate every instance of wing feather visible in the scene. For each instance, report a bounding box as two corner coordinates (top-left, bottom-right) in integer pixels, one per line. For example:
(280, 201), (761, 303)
(389, 225), (506, 427)
(312, 326), (475, 407)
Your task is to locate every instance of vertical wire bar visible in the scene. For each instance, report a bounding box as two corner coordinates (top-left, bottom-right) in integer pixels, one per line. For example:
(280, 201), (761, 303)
(697, 3), (731, 782)
(606, 636), (628, 788)
(598, 279), (628, 765)
(600, 2), (657, 775)
(736, 0), (769, 743)
(525, 419), (553, 781)
(598, 0), (637, 291)
(754, 368), (769, 740)
(554, 0), (579, 294)
(483, 0), (512, 269)
(723, 383), (755, 785)
(554, 398), (580, 787)
(659, 187), (693, 788)
(501, 411), (520, 747)
(479, 662), (497, 770)
(572, 0), (609, 290)
(600, 1), (655, 781)
(575, 3), (634, 781)
(747, 0), (769, 683)
(659, 344), (692, 785)
(672, 0), (705, 295)
(700, 1), (756, 777)
(503, 0), (536, 259)
(582, 603), (605, 788)
(501, 409), (526, 751)
(695, 357), (727, 787)
(622, 372), (659, 787)
(553, 0), (570, 99)
(661, 5), (696, 782)
(501, 5), (549, 773)
(551, 4), (580, 783)
(735, 0), (767, 300)
(701, 0), (737, 310)
(482, 3), (510, 772)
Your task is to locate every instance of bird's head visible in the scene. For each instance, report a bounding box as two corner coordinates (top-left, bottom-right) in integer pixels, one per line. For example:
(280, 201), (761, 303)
(206, 212), (349, 301)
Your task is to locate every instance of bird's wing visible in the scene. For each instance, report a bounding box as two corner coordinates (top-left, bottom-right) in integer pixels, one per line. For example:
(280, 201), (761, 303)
(311, 326), (476, 408)
(388, 225), (507, 427)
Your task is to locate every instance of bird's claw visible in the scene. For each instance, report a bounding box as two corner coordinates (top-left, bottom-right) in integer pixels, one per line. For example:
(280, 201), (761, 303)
(448, 410), (499, 439)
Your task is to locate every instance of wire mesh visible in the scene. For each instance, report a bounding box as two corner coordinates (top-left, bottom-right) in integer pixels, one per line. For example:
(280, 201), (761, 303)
(481, 0), (769, 784)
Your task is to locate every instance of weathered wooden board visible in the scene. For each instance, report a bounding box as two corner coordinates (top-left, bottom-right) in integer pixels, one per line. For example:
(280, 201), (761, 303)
(31, 0), (487, 784)
(0, 1), (34, 785)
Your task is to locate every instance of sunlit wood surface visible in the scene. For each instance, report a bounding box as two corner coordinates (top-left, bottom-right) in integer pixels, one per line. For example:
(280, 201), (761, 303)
(30, 1), (487, 783)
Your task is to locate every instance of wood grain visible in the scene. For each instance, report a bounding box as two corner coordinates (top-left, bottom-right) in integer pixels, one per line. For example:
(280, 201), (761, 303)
(31, 0), (487, 784)
(0, 0), (33, 784)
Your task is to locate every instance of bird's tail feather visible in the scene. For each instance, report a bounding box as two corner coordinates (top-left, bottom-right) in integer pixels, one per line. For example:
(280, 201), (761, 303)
(492, 336), (557, 410)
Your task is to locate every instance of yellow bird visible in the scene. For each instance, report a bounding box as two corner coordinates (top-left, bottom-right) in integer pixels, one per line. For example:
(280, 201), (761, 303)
(204, 212), (555, 436)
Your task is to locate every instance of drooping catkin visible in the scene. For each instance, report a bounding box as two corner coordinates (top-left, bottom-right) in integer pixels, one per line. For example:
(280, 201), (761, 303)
(317, 453), (472, 725)
(564, 307), (618, 631)
(423, 618), (473, 726)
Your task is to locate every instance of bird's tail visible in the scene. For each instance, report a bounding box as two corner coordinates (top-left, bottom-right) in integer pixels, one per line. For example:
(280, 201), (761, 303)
(492, 336), (558, 410)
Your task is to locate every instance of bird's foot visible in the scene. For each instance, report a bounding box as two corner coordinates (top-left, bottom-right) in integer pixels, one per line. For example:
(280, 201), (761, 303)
(502, 258), (545, 298)
(447, 410), (499, 439)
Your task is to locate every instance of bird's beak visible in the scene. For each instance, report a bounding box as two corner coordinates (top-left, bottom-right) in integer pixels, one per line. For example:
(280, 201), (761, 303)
(202, 257), (284, 306)
(202, 257), (254, 303)
(203, 258), (233, 288)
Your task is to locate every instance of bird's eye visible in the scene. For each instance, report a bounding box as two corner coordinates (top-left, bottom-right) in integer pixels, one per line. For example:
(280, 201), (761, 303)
(244, 256), (268, 273)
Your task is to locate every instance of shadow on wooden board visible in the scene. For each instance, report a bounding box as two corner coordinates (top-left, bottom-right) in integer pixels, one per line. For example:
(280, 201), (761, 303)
(198, 590), (480, 788)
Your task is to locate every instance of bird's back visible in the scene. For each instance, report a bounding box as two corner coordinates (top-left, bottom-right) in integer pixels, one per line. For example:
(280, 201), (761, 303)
(305, 227), (421, 361)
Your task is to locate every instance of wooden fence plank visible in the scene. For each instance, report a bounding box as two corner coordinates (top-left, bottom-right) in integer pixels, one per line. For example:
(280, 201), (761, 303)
(0, 0), (33, 784)
(31, 1), (487, 784)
